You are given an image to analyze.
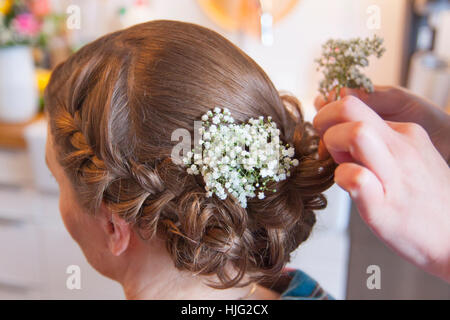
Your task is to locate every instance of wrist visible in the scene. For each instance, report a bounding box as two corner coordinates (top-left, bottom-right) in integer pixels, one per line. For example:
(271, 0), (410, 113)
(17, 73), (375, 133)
(427, 108), (450, 163)
(400, 88), (450, 162)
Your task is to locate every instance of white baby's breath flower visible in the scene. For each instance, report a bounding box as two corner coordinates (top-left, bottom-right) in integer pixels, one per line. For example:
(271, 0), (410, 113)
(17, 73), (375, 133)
(212, 116), (220, 124)
(316, 35), (385, 98)
(286, 147), (295, 158)
(183, 108), (299, 208)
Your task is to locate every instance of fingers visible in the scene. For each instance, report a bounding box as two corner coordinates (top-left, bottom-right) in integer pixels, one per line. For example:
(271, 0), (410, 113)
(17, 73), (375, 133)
(323, 121), (395, 185)
(318, 139), (353, 162)
(317, 139), (330, 160)
(313, 90), (339, 111)
(313, 95), (396, 184)
(313, 85), (400, 116)
(314, 95), (390, 137)
(334, 162), (384, 223)
(314, 94), (327, 111)
(386, 121), (430, 142)
(313, 90), (338, 111)
(314, 87), (368, 111)
(387, 121), (438, 157)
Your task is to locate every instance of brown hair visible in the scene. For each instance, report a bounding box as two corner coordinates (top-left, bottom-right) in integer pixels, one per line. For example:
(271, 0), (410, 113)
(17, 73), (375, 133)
(45, 20), (336, 288)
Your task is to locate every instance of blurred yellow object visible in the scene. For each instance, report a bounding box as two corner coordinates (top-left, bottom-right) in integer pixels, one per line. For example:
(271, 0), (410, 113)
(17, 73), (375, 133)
(36, 68), (51, 94)
(0, 0), (13, 15)
(197, 0), (299, 35)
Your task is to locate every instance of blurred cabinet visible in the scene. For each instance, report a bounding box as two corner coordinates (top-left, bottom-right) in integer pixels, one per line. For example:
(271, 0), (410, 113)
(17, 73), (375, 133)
(0, 149), (123, 299)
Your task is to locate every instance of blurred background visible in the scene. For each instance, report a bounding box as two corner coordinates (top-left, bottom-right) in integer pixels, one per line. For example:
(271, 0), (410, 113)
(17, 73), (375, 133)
(0, 0), (448, 299)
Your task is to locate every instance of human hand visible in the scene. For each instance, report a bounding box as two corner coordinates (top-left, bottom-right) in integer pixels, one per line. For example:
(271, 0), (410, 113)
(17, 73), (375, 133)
(313, 95), (450, 282)
(315, 86), (450, 163)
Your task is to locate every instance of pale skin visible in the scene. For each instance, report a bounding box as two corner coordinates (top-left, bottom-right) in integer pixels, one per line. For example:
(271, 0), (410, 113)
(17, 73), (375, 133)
(314, 86), (450, 282)
(45, 129), (280, 300)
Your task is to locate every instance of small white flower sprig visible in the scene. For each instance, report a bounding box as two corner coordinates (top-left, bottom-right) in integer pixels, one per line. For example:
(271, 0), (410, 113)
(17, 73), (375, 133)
(316, 35), (386, 100)
(183, 107), (299, 208)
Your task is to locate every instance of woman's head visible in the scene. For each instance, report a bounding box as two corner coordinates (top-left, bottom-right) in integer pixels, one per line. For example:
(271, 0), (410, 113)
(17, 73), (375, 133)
(45, 20), (335, 289)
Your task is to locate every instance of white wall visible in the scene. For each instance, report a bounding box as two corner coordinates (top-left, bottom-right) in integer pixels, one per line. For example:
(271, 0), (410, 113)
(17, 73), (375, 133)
(239, 0), (407, 119)
(70, 0), (407, 120)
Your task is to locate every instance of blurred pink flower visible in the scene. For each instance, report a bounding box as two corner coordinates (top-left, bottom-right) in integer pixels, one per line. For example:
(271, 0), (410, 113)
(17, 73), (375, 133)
(29, 0), (51, 17)
(13, 13), (41, 36)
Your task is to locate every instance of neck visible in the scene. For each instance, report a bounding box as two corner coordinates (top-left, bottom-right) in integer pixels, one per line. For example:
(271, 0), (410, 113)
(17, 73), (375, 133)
(115, 235), (266, 300)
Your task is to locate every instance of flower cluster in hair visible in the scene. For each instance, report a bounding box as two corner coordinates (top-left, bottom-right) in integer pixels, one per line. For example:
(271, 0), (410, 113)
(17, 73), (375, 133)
(316, 35), (385, 100)
(183, 107), (299, 208)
